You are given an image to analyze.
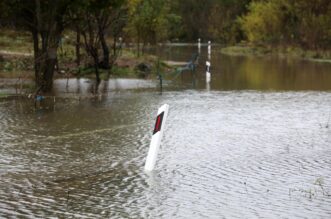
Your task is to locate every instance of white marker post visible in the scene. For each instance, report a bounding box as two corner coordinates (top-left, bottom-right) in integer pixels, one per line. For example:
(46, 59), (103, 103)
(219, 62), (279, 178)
(198, 38), (201, 54)
(144, 104), (169, 172)
(206, 61), (211, 83)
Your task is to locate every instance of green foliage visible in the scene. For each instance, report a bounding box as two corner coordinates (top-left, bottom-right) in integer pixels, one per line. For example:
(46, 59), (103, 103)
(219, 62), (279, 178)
(170, 0), (250, 42)
(293, 0), (331, 49)
(207, 0), (250, 43)
(3, 62), (13, 72)
(76, 66), (95, 76)
(239, 0), (285, 43)
(240, 0), (331, 49)
(111, 66), (133, 77)
(126, 0), (180, 43)
(125, 0), (252, 45)
(0, 57), (31, 73)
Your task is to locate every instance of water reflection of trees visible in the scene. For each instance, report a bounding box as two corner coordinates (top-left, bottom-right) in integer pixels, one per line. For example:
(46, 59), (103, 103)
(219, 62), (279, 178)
(216, 55), (331, 90)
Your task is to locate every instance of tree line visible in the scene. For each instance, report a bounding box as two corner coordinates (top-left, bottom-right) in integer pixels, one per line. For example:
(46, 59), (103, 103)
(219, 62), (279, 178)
(0, 0), (330, 92)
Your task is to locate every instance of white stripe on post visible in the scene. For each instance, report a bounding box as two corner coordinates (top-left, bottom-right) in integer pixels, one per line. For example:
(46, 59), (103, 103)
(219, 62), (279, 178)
(206, 61), (211, 83)
(144, 104), (169, 172)
(206, 72), (211, 83)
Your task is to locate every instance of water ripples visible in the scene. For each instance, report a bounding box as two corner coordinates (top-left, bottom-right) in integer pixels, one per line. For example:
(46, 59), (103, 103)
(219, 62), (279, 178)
(0, 91), (331, 218)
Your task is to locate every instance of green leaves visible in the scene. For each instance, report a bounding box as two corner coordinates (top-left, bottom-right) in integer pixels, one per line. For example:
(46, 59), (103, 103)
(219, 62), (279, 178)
(240, 0), (331, 49)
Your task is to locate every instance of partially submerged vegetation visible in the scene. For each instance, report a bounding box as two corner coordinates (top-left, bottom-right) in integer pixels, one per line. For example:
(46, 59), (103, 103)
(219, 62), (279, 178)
(0, 0), (330, 92)
(0, 0), (176, 92)
(0, 29), (170, 84)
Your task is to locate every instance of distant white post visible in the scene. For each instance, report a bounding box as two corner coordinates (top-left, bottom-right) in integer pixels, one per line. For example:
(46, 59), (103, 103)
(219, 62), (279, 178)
(198, 38), (201, 54)
(144, 104), (169, 172)
(208, 41), (211, 60)
(206, 61), (211, 83)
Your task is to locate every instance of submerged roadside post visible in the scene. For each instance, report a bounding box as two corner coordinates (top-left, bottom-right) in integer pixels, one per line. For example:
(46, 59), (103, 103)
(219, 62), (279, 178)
(144, 104), (169, 172)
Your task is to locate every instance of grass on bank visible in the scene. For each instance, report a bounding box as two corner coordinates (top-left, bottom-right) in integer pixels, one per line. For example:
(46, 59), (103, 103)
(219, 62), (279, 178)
(221, 44), (331, 61)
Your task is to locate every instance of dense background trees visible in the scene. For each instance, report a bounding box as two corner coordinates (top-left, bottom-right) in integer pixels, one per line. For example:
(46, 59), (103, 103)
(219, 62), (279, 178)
(126, 0), (181, 56)
(173, 0), (250, 43)
(1, 0), (330, 92)
(240, 0), (331, 49)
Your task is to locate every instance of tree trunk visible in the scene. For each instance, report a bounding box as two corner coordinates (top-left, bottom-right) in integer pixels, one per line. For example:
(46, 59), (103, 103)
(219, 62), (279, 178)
(42, 47), (58, 92)
(34, 0), (42, 88)
(99, 29), (110, 69)
(76, 27), (81, 67)
(32, 29), (41, 86)
(28, 0), (68, 93)
(93, 57), (101, 83)
(91, 46), (101, 83)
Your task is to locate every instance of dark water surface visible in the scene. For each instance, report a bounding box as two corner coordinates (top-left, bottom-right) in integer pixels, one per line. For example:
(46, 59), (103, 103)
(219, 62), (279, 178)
(1, 45), (331, 218)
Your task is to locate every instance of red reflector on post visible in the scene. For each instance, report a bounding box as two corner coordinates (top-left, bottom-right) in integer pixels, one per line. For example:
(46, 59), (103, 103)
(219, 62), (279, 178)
(153, 112), (164, 135)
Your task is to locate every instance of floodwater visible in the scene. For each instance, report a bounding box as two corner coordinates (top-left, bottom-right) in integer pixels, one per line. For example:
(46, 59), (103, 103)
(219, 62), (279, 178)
(1, 45), (331, 218)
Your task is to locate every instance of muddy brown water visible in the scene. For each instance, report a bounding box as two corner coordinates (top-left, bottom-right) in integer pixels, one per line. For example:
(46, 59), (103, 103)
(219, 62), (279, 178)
(0, 45), (331, 218)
